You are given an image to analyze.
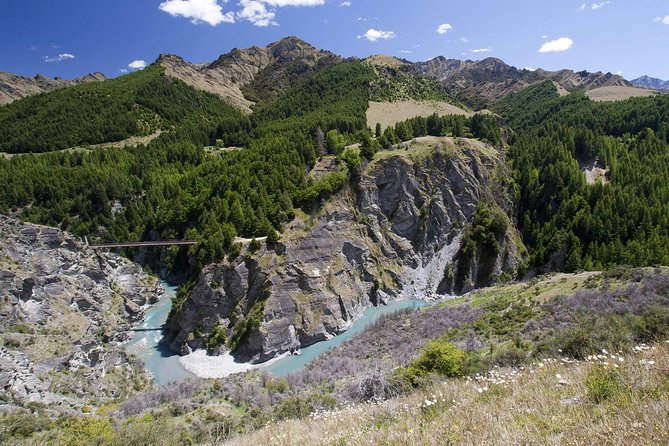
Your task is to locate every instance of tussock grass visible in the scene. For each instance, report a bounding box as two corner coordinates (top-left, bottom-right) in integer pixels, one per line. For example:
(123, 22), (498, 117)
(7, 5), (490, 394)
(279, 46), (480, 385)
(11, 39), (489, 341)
(226, 341), (669, 446)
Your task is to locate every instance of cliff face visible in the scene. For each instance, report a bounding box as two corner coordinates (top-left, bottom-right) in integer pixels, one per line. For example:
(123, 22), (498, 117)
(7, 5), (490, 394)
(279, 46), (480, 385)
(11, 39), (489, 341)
(0, 216), (160, 405)
(166, 137), (525, 362)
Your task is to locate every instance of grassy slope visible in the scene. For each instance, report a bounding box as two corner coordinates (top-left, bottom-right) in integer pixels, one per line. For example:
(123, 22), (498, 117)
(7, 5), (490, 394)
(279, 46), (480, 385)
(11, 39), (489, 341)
(230, 341), (669, 446)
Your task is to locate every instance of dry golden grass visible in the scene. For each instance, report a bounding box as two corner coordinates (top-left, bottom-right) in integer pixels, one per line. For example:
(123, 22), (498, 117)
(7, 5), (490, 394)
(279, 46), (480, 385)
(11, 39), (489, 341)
(367, 100), (471, 131)
(225, 342), (669, 446)
(585, 86), (658, 102)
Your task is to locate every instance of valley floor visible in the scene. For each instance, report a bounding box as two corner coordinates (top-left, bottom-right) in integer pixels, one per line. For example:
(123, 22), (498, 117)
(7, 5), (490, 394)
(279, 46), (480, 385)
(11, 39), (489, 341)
(226, 341), (669, 446)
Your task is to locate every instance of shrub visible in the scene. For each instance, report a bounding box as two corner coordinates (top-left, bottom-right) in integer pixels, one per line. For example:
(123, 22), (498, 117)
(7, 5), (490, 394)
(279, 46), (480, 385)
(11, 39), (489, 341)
(585, 366), (621, 403)
(248, 237), (261, 252)
(492, 344), (528, 367)
(348, 366), (397, 402)
(206, 325), (227, 350)
(550, 327), (596, 360)
(0, 412), (53, 442)
(406, 339), (465, 384)
(266, 228), (280, 245)
(57, 416), (114, 446)
(120, 381), (202, 416)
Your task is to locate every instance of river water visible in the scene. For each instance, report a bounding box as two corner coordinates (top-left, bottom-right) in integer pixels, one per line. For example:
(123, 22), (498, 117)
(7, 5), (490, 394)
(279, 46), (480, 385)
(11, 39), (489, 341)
(128, 281), (436, 384)
(125, 283), (195, 385)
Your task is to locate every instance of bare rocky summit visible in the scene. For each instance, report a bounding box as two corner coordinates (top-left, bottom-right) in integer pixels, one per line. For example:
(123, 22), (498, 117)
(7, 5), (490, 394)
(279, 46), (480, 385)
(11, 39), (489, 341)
(158, 36), (340, 112)
(414, 56), (630, 107)
(630, 75), (669, 91)
(0, 71), (105, 106)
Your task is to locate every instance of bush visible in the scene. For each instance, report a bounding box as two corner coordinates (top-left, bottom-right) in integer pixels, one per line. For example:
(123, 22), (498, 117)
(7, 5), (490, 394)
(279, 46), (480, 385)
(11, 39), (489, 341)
(248, 237), (261, 252)
(348, 366), (397, 402)
(407, 339), (466, 382)
(585, 366), (621, 403)
(492, 344), (528, 367)
(550, 327), (597, 360)
(0, 412), (53, 442)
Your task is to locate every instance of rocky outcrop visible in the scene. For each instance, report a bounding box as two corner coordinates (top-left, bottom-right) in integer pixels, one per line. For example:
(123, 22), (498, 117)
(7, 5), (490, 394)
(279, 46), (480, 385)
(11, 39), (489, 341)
(0, 216), (158, 405)
(0, 71), (105, 106)
(167, 136), (525, 362)
(413, 56), (630, 107)
(158, 36), (340, 112)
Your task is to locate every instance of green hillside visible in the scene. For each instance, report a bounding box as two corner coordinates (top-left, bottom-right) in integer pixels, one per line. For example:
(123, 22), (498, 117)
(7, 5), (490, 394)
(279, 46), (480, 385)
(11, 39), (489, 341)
(0, 64), (243, 153)
(0, 61), (373, 268)
(500, 81), (669, 270)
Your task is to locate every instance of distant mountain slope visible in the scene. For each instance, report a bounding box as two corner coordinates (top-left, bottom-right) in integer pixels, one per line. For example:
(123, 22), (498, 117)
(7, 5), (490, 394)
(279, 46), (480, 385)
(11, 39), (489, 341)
(0, 64), (243, 153)
(158, 36), (340, 112)
(414, 56), (630, 108)
(0, 71), (105, 106)
(631, 75), (669, 91)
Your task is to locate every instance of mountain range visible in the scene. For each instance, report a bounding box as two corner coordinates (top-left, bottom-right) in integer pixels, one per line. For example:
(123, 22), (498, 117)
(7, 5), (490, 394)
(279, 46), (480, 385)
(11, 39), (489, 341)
(631, 75), (669, 91)
(0, 37), (650, 112)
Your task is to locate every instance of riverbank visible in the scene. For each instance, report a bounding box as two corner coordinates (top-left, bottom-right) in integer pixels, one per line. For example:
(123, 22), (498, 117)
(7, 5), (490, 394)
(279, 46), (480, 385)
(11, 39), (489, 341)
(178, 350), (290, 379)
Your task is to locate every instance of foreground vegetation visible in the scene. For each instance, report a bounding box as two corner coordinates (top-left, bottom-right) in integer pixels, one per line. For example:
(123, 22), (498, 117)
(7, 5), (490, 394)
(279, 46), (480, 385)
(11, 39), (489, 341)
(229, 340), (669, 446)
(3, 268), (668, 445)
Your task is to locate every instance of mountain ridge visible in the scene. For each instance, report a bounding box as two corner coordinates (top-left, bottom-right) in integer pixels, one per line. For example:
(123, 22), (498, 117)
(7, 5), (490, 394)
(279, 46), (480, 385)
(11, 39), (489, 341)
(414, 56), (631, 108)
(0, 71), (105, 106)
(0, 36), (648, 112)
(157, 36), (340, 112)
(631, 75), (669, 91)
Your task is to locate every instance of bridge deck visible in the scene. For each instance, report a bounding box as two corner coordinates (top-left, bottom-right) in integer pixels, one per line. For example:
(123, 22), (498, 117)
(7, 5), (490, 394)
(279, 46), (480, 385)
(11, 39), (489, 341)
(89, 240), (196, 249)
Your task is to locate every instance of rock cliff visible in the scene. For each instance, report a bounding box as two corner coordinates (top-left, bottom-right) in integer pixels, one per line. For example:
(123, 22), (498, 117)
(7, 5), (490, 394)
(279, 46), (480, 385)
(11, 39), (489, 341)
(0, 216), (159, 405)
(166, 136), (525, 362)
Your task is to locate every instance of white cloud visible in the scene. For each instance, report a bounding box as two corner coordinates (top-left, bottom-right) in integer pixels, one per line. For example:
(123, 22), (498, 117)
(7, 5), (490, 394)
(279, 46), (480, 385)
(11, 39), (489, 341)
(436, 23), (453, 34)
(616, 70), (623, 75)
(578, 3), (586, 10)
(119, 69), (129, 74)
(538, 37), (574, 53)
(399, 49), (412, 54)
(541, 35), (548, 39)
(28, 45), (37, 52)
(261, 0), (324, 5)
(471, 47), (492, 53)
(591, 1), (610, 10)
(159, 0), (235, 26)
(655, 15), (669, 24)
(459, 37), (469, 43)
(339, 1), (351, 6)
(44, 53), (75, 63)
(234, 0), (324, 27)
(237, 0), (276, 26)
(128, 60), (147, 70)
(358, 28), (395, 41)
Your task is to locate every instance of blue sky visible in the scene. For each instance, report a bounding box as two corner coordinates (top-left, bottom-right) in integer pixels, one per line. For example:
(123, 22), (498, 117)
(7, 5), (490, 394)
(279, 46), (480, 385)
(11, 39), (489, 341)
(1, 0), (668, 80)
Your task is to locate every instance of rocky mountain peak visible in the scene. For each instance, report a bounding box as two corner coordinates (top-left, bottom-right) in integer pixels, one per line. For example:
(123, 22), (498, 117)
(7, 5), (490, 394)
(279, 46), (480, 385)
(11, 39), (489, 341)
(631, 75), (669, 91)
